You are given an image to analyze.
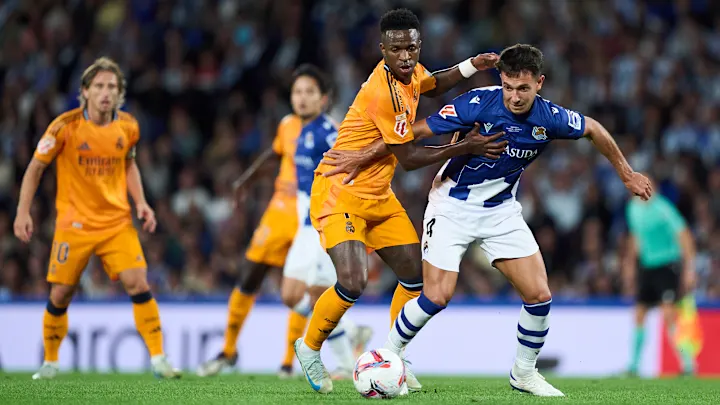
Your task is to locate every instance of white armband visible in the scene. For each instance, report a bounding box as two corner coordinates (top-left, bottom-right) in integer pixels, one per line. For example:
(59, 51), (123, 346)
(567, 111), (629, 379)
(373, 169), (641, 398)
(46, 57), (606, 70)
(458, 58), (478, 78)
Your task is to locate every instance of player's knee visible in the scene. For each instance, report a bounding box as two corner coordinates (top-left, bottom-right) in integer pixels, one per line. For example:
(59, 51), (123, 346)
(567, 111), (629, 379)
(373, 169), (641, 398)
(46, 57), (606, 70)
(281, 289), (303, 309)
(422, 286), (453, 307)
(238, 261), (268, 294)
(524, 288), (552, 305)
(336, 267), (367, 297)
(49, 284), (75, 308)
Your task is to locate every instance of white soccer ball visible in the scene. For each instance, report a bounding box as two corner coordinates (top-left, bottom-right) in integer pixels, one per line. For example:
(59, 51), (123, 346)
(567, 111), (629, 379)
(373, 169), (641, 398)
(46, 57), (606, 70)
(353, 348), (407, 399)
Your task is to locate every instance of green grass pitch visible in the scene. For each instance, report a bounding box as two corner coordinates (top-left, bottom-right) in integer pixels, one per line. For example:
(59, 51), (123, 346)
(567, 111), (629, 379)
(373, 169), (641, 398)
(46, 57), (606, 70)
(1, 373), (719, 404)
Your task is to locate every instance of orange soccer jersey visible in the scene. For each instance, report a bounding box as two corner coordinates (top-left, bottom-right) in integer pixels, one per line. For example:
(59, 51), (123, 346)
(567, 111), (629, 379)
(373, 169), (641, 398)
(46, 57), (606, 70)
(314, 60), (437, 199)
(245, 114), (302, 267)
(33, 108), (147, 285)
(310, 61), (436, 250)
(33, 108), (139, 231)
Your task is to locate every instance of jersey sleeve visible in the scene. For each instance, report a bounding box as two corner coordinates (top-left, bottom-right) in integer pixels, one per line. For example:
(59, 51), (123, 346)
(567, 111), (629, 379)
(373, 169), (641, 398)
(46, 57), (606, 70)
(365, 86), (414, 145)
(417, 63), (437, 94)
(658, 197), (687, 233)
(271, 122), (286, 155)
(127, 117), (140, 160)
(33, 119), (67, 164)
(425, 91), (479, 135)
(546, 101), (586, 140)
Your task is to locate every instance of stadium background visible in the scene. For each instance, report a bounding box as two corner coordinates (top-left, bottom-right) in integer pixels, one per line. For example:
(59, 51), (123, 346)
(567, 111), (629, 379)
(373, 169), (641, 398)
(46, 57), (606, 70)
(0, 0), (719, 376)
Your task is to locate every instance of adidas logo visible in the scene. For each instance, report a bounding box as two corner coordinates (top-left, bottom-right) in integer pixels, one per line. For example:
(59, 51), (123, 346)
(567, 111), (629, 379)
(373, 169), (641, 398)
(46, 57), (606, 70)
(77, 142), (91, 151)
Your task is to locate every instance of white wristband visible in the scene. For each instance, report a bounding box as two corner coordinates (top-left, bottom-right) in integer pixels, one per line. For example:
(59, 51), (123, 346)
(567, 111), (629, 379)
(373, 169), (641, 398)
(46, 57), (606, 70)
(458, 58), (478, 78)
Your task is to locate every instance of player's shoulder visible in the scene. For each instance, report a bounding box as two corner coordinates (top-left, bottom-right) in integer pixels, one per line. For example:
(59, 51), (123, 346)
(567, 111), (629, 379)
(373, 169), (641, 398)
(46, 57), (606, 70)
(47, 108), (84, 136)
(117, 110), (139, 125)
(279, 113), (301, 127)
(456, 86), (502, 107)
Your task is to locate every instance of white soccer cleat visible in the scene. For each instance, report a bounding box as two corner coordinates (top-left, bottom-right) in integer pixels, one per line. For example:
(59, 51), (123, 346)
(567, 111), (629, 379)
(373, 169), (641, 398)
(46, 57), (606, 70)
(32, 362), (59, 380)
(196, 352), (238, 377)
(509, 366), (564, 397)
(351, 325), (374, 358)
(151, 355), (182, 379)
(294, 338), (333, 394)
(403, 358), (422, 392)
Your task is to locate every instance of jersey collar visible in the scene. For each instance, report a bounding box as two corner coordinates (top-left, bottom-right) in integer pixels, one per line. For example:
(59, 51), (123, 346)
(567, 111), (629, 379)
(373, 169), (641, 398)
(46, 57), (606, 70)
(83, 109), (118, 121)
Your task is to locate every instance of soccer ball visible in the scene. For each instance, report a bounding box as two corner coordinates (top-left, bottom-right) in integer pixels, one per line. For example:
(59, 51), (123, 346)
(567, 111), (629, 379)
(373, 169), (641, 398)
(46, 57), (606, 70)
(353, 348), (407, 399)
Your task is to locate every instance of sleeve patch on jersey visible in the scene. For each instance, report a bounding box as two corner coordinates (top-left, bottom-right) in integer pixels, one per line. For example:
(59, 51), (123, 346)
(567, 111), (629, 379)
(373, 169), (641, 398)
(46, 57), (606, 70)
(126, 145), (137, 159)
(566, 109), (582, 130)
(36, 136), (56, 155)
(439, 105), (457, 119)
(394, 119), (409, 138)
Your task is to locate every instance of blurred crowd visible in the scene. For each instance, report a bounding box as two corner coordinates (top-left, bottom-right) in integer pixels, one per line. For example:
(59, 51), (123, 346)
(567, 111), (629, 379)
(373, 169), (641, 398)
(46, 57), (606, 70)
(1, 0), (719, 301)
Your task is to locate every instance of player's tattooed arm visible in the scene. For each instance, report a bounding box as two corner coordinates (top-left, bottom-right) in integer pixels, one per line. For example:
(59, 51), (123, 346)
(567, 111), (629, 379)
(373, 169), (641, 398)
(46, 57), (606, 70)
(422, 53), (499, 98)
(583, 116), (652, 200)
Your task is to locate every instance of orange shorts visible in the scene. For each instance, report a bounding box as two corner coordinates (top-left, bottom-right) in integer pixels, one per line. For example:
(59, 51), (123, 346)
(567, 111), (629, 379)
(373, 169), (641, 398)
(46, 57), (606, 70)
(245, 194), (298, 268)
(310, 175), (419, 250)
(48, 223), (147, 286)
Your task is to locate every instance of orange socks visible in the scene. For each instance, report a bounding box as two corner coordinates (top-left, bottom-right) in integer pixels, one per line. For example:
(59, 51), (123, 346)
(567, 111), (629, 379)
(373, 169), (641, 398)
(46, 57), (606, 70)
(282, 311), (309, 366)
(389, 281), (422, 327)
(303, 283), (358, 351)
(131, 292), (164, 357)
(222, 288), (256, 357)
(43, 302), (68, 362)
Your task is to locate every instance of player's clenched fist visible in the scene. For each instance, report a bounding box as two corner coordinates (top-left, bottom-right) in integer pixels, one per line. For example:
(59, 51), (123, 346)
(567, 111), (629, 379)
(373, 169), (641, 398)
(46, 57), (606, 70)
(136, 202), (157, 233)
(14, 212), (33, 243)
(463, 123), (508, 159)
(623, 172), (653, 201)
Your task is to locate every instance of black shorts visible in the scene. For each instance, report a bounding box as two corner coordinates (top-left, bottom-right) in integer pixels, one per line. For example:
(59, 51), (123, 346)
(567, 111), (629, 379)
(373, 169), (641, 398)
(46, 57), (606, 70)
(637, 262), (681, 306)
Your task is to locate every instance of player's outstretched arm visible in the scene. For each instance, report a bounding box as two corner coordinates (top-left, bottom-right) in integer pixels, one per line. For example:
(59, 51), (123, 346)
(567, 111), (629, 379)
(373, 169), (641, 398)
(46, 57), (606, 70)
(390, 120), (506, 171)
(421, 53), (499, 98)
(14, 158), (48, 243)
(584, 117), (652, 200)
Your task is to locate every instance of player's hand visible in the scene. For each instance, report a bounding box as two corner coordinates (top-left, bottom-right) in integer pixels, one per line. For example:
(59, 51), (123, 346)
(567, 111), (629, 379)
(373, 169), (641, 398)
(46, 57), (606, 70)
(13, 212), (33, 243)
(623, 172), (653, 201)
(471, 53), (500, 70)
(321, 149), (366, 185)
(463, 123), (508, 159)
(136, 202), (157, 233)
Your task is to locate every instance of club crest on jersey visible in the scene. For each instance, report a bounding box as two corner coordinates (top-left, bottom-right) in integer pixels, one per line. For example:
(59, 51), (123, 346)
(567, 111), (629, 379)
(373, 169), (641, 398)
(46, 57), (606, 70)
(413, 87), (418, 102)
(346, 221), (355, 234)
(439, 105), (457, 119)
(116, 137), (124, 150)
(532, 126), (548, 141)
(36, 136), (56, 155)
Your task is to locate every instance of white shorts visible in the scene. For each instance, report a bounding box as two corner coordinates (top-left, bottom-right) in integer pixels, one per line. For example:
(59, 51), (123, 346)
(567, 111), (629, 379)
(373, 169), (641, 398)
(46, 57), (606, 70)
(283, 224), (337, 286)
(421, 199), (539, 272)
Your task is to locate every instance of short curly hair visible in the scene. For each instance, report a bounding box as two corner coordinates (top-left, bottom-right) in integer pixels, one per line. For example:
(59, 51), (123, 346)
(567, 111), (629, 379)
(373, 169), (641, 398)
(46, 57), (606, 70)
(379, 8), (420, 34)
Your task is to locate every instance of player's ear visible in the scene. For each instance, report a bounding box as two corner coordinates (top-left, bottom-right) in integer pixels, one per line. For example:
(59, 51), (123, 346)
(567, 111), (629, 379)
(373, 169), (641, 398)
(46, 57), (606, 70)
(379, 41), (386, 58)
(536, 74), (545, 92)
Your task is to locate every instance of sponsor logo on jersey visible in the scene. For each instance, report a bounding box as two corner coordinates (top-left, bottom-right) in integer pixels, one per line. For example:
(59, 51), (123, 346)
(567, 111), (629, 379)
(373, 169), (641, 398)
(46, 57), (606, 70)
(532, 126), (548, 141)
(439, 105), (457, 119)
(505, 145), (539, 159)
(77, 142), (91, 151)
(470, 96), (481, 104)
(116, 137), (124, 150)
(506, 126), (522, 133)
(483, 122), (493, 133)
